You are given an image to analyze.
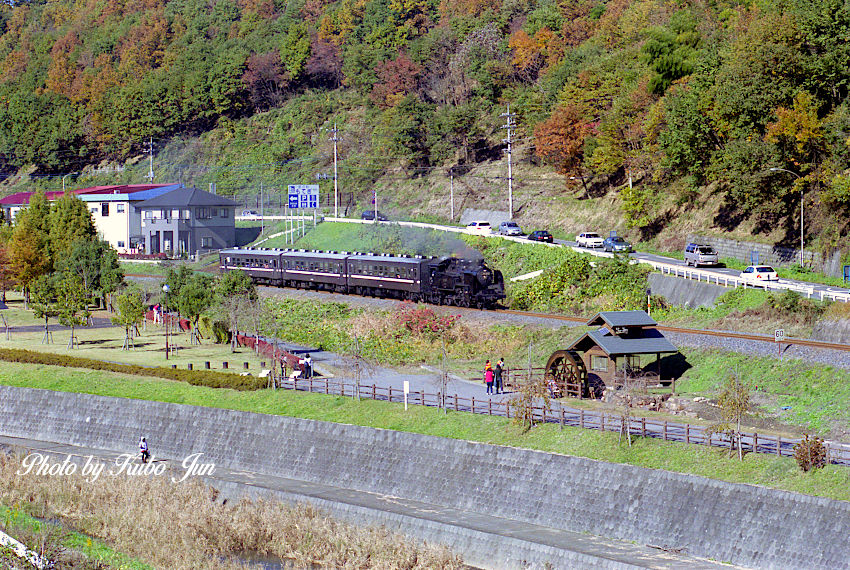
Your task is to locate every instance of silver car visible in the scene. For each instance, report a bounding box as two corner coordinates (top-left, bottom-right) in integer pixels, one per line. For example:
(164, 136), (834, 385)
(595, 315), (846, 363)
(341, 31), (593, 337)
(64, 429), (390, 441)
(684, 243), (718, 266)
(498, 221), (523, 236)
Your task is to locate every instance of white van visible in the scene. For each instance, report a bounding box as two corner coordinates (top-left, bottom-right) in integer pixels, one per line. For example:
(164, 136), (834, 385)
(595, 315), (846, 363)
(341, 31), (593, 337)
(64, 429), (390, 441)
(466, 221), (493, 235)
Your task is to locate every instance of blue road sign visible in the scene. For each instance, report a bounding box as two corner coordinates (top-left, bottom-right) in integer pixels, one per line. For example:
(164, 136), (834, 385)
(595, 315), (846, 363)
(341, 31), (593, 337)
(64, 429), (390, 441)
(287, 184), (319, 209)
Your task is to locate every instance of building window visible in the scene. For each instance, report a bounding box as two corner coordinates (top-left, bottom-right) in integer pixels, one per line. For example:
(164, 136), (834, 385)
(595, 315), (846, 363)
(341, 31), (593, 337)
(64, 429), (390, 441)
(101, 203), (109, 216)
(196, 207), (211, 219)
(117, 203), (125, 214)
(91, 207), (98, 214)
(182, 209), (190, 219)
(201, 237), (212, 248)
(220, 208), (228, 218)
(117, 241), (125, 248)
(591, 356), (608, 372)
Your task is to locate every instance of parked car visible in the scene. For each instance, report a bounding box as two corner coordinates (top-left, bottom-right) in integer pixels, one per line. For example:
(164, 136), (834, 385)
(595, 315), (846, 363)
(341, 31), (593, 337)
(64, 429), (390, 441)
(465, 221), (493, 235)
(603, 236), (632, 253)
(576, 232), (604, 248)
(684, 243), (719, 266)
(361, 210), (388, 221)
(240, 209), (258, 217)
(527, 230), (553, 243)
(497, 221), (523, 236)
(740, 265), (779, 284)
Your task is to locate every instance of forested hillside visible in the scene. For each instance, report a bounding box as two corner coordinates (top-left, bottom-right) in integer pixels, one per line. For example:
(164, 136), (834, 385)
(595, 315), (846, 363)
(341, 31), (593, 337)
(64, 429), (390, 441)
(1, 0), (850, 251)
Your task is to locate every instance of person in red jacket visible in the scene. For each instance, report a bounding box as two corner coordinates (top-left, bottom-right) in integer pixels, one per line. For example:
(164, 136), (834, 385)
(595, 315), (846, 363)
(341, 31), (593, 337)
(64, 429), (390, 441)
(484, 360), (494, 395)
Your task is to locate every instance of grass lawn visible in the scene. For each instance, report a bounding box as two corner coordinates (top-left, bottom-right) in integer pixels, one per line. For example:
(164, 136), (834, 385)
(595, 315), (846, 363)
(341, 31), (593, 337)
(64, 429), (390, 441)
(2, 361), (849, 502)
(0, 306), (269, 375)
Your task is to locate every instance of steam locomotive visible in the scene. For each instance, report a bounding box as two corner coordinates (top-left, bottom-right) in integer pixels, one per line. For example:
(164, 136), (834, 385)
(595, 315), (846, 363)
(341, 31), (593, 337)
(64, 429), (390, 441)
(219, 248), (506, 308)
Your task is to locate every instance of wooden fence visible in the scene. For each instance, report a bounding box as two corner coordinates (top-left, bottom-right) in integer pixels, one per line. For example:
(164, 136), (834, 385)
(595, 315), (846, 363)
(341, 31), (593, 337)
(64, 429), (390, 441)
(274, 375), (850, 466)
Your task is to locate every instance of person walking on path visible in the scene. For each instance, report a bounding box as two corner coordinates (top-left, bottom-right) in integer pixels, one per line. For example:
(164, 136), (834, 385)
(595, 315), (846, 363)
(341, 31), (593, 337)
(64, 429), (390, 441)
(484, 360), (494, 394)
(139, 437), (150, 464)
(494, 358), (504, 394)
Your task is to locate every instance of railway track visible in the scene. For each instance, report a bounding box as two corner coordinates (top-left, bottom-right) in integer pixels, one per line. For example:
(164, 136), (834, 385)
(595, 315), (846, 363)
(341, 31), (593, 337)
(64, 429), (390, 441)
(127, 272), (850, 353)
(495, 309), (850, 352)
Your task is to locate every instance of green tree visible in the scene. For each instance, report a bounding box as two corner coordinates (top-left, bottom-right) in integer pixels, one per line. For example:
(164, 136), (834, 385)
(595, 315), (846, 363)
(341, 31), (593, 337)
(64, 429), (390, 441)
(177, 273), (216, 345)
(56, 274), (90, 350)
(8, 191), (52, 303)
(30, 273), (59, 345)
(216, 270), (257, 352)
(48, 193), (96, 260)
(112, 286), (147, 350)
(280, 22), (311, 80)
(56, 240), (124, 309)
(164, 265), (195, 314)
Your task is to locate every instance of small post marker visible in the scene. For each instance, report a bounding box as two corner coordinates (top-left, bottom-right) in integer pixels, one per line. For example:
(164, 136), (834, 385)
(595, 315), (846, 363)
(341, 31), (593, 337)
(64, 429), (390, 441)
(404, 380), (410, 411)
(774, 329), (785, 359)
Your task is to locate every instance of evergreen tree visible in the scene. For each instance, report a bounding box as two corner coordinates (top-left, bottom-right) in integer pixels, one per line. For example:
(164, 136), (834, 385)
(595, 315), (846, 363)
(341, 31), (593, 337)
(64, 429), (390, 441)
(8, 191), (52, 303)
(48, 193), (96, 260)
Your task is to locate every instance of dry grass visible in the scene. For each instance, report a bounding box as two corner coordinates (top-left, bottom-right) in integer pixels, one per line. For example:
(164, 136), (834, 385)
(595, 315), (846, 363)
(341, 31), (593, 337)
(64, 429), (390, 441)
(0, 451), (463, 570)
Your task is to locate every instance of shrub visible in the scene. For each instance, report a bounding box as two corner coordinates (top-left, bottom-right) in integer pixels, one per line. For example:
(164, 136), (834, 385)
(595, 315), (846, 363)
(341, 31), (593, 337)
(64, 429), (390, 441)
(198, 315), (231, 344)
(794, 433), (827, 472)
(0, 349), (266, 391)
(394, 302), (459, 341)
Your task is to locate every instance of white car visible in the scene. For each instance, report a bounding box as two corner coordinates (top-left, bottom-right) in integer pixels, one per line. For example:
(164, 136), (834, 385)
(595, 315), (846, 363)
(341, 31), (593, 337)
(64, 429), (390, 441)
(740, 265), (779, 285)
(466, 221), (493, 235)
(576, 232), (604, 248)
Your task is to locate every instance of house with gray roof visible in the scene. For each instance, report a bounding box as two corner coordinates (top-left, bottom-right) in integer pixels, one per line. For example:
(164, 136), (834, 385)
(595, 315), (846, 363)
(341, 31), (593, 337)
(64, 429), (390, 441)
(568, 310), (678, 388)
(136, 187), (238, 255)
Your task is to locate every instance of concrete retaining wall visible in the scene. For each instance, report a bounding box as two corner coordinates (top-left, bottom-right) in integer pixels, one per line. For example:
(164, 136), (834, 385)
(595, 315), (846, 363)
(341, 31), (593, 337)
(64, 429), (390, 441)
(648, 273), (728, 308)
(688, 234), (842, 277)
(1, 386), (849, 569)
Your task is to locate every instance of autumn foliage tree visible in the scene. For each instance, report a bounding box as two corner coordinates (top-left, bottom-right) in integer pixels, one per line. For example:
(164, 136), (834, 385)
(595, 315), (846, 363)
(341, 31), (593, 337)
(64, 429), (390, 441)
(534, 104), (595, 178)
(370, 53), (421, 109)
(242, 51), (288, 111)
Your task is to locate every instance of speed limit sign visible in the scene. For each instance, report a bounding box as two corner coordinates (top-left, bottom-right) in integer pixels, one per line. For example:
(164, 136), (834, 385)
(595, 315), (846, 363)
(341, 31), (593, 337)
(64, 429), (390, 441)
(774, 329), (786, 342)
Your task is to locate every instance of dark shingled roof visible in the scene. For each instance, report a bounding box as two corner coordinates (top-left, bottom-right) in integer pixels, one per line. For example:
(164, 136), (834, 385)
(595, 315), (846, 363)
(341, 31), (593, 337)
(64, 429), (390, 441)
(570, 328), (677, 356)
(586, 310), (657, 328)
(137, 186), (238, 208)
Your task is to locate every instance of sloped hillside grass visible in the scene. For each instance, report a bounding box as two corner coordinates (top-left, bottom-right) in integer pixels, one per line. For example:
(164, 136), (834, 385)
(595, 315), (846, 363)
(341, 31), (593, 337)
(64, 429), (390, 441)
(2, 361), (849, 502)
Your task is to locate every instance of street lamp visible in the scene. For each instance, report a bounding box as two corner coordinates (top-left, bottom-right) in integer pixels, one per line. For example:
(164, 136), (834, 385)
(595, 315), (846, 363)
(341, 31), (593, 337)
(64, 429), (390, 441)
(769, 167), (805, 267)
(162, 284), (170, 360)
(62, 172), (79, 193)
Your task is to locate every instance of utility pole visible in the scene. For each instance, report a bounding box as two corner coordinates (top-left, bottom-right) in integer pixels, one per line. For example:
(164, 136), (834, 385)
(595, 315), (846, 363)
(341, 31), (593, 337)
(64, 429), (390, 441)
(500, 105), (516, 220)
(330, 123), (339, 218)
(260, 183), (264, 236)
(144, 137), (154, 182)
(449, 169), (455, 221)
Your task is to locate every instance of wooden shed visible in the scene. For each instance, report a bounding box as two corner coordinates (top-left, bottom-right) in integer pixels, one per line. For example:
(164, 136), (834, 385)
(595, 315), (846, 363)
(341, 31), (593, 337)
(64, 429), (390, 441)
(545, 310), (679, 398)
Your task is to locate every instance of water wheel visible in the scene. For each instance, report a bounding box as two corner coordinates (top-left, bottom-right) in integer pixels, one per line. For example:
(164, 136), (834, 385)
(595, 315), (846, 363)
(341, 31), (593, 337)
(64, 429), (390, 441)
(545, 350), (588, 398)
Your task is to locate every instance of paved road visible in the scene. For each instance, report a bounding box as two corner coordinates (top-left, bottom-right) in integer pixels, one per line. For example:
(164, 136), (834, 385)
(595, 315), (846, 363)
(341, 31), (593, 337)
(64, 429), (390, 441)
(552, 237), (850, 299)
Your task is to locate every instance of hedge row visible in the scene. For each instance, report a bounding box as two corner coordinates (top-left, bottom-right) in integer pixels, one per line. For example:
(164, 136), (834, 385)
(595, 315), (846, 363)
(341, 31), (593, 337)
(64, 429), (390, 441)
(0, 349), (266, 391)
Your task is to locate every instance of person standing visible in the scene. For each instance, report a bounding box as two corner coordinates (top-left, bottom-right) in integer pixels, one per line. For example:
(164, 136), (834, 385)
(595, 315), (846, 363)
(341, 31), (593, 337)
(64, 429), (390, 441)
(301, 353), (313, 379)
(494, 358), (504, 394)
(484, 360), (494, 394)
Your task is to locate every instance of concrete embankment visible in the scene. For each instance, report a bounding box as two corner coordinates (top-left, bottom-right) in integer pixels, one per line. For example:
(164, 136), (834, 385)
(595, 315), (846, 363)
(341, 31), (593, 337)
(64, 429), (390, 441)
(2, 386), (848, 569)
(649, 272), (729, 309)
